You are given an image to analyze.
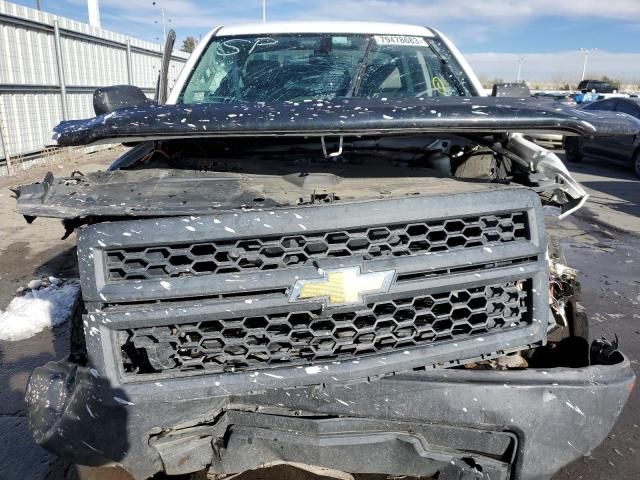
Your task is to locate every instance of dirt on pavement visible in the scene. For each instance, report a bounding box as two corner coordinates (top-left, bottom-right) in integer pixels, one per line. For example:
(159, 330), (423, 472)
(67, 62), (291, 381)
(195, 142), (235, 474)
(0, 149), (119, 480)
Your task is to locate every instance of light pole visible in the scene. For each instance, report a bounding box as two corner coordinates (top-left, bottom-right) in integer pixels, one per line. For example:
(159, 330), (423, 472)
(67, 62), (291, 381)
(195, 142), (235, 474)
(152, 2), (172, 44)
(516, 57), (525, 83)
(579, 48), (597, 82)
(88, 0), (101, 28)
(262, 0), (266, 23)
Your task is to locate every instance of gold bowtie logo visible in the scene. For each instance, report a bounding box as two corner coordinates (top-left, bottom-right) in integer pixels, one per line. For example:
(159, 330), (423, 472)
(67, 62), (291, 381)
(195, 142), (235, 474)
(289, 266), (395, 306)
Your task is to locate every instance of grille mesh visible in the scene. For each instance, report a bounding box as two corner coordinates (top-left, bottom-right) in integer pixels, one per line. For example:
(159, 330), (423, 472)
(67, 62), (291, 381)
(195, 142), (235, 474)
(120, 279), (531, 376)
(106, 212), (528, 281)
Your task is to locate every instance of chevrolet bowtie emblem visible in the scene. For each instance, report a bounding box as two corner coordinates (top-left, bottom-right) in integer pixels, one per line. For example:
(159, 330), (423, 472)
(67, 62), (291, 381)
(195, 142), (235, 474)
(289, 266), (395, 306)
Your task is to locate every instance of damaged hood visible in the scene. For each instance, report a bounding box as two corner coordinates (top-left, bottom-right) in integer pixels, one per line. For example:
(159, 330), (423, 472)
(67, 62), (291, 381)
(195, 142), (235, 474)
(50, 96), (640, 146)
(17, 97), (640, 223)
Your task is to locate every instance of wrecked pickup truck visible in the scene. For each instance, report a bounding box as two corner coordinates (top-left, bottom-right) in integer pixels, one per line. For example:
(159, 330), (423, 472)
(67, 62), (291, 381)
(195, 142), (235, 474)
(18, 23), (636, 480)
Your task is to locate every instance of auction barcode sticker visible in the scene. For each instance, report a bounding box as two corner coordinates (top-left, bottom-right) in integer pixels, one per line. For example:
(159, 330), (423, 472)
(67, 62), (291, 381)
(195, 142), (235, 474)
(374, 35), (428, 46)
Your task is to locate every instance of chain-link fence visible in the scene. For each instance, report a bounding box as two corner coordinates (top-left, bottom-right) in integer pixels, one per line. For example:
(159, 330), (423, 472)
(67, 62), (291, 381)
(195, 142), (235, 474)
(0, 1), (189, 175)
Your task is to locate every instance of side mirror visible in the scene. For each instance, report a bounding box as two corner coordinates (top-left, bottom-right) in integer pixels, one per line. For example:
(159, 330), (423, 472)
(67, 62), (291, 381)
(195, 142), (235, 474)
(93, 85), (153, 115)
(491, 82), (531, 97)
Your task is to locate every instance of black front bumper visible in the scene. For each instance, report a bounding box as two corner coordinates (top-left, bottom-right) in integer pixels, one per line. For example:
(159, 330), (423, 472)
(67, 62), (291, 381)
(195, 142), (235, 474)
(26, 355), (634, 480)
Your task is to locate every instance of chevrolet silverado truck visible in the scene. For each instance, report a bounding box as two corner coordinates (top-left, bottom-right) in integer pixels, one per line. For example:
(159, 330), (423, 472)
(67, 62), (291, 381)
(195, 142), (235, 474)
(17, 22), (636, 480)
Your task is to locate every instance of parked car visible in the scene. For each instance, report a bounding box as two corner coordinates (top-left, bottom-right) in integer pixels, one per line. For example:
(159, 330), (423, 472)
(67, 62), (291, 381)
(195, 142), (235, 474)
(533, 91), (577, 107)
(577, 79), (616, 94)
(564, 97), (640, 177)
(16, 22), (637, 480)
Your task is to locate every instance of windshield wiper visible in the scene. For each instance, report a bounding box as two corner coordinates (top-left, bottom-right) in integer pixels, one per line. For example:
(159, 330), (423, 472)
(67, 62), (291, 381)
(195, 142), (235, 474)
(428, 44), (468, 96)
(346, 36), (376, 98)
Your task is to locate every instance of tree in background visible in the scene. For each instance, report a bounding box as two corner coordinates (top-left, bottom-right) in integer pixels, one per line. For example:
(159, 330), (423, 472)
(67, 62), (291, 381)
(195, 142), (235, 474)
(181, 36), (197, 53)
(599, 75), (620, 89)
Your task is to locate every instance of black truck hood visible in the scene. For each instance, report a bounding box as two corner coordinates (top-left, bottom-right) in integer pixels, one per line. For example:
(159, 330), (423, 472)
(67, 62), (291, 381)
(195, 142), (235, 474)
(50, 96), (640, 146)
(17, 97), (639, 223)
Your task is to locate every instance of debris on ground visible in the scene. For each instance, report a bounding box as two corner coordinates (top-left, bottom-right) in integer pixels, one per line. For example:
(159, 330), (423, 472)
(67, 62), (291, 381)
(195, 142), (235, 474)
(0, 278), (80, 341)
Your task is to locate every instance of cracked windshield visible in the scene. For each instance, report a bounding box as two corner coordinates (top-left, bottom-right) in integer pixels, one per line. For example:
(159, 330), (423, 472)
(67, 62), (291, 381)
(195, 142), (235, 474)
(180, 34), (473, 103)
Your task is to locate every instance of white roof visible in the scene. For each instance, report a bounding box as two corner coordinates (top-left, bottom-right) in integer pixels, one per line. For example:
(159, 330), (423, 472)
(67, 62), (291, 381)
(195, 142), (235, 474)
(216, 21), (434, 37)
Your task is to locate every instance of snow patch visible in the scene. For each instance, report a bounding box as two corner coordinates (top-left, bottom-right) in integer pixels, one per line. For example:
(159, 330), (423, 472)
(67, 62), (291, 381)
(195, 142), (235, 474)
(542, 391), (557, 403)
(0, 280), (80, 341)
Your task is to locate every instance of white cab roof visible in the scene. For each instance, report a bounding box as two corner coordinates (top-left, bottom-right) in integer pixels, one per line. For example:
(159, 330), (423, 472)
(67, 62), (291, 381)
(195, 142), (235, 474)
(216, 21), (434, 37)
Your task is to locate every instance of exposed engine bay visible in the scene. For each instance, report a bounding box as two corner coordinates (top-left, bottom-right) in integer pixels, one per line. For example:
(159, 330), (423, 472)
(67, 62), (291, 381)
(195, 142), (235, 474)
(16, 132), (587, 230)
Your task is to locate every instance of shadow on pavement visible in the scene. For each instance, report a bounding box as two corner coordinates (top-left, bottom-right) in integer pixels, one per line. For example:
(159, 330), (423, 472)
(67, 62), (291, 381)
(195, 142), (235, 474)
(556, 152), (640, 227)
(0, 248), (132, 480)
(567, 157), (636, 180)
(0, 323), (73, 479)
(560, 153), (637, 181)
(578, 179), (639, 218)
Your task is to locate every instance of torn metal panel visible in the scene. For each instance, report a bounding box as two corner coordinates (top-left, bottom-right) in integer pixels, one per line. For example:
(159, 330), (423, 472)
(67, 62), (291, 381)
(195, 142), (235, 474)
(202, 412), (512, 479)
(506, 134), (589, 219)
(49, 97), (640, 147)
(13, 163), (519, 220)
(14, 169), (278, 219)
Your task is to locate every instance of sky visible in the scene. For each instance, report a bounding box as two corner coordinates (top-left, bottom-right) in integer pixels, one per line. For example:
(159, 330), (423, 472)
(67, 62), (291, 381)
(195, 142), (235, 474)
(11, 0), (640, 84)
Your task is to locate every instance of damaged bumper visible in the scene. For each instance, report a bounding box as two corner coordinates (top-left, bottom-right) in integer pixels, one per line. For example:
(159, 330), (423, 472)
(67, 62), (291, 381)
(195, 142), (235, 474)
(26, 354), (634, 480)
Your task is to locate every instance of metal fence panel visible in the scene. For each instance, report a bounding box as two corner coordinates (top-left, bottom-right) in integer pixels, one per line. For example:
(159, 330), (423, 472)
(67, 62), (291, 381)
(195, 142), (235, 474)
(62, 37), (129, 86)
(0, 92), (62, 157)
(0, 0), (190, 174)
(0, 19), (57, 85)
(67, 92), (95, 121)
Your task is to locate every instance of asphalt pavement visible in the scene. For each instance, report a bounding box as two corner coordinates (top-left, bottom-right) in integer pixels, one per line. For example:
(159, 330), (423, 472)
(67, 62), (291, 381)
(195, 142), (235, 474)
(0, 149), (638, 480)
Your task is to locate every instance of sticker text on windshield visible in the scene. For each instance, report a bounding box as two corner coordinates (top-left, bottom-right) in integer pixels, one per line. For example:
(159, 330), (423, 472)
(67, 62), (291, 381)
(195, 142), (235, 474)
(373, 35), (428, 47)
